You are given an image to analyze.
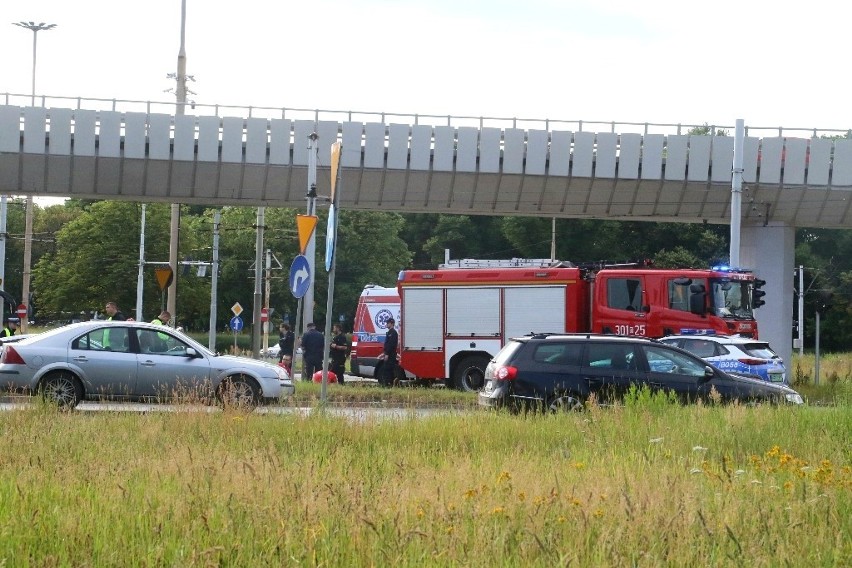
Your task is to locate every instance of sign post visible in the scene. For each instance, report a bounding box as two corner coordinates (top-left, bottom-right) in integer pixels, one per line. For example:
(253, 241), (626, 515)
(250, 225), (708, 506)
(230, 303), (244, 352)
(320, 141), (343, 402)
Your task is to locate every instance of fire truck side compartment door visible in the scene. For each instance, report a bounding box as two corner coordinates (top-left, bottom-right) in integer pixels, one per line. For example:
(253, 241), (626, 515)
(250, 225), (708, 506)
(401, 288), (443, 350)
(446, 288), (500, 336)
(504, 286), (566, 338)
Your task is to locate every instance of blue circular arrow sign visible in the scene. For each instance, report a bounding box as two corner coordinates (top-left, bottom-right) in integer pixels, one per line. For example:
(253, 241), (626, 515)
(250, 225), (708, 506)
(229, 316), (244, 332)
(289, 254), (311, 299)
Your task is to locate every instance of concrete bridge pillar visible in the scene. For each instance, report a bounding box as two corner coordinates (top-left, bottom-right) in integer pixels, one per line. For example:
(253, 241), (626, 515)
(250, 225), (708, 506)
(739, 222), (795, 370)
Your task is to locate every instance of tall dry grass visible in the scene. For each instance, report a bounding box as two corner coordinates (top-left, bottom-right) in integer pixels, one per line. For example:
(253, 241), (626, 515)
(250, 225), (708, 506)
(0, 398), (848, 566)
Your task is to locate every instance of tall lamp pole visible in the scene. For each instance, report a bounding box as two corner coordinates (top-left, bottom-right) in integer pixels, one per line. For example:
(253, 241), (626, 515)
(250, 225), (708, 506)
(13, 21), (56, 333)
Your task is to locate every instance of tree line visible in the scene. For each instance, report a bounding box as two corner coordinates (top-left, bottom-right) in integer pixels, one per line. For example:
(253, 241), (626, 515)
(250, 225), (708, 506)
(2, 198), (849, 350)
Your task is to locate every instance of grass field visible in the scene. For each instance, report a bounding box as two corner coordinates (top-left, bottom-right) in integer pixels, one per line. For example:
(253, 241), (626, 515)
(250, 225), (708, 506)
(0, 393), (849, 566)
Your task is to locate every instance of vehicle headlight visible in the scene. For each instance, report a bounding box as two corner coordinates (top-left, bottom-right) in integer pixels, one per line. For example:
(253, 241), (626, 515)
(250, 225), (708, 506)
(784, 393), (804, 405)
(276, 367), (291, 382)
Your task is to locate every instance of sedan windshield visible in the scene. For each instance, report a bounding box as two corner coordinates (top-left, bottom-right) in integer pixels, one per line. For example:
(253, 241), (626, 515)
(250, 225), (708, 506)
(710, 279), (754, 319)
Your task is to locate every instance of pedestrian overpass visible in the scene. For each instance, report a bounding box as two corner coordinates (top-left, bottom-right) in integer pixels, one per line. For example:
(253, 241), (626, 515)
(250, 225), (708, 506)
(2, 96), (851, 365)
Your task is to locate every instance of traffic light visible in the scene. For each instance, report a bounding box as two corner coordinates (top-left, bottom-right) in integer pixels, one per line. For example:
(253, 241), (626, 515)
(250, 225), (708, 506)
(751, 278), (766, 308)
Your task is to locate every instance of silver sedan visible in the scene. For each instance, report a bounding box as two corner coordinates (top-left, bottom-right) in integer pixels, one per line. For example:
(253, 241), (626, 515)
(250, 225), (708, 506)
(0, 321), (294, 408)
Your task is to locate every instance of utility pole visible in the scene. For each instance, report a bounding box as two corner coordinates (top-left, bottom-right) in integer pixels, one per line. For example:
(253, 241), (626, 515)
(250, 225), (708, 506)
(13, 21), (56, 333)
(167, 0), (189, 327)
(263, 248), (272, 355)
(135, 204), (147, 320)
(208, 209), (220, 351)
(251, 207), (265, 358)
(730, 119), (744, 267)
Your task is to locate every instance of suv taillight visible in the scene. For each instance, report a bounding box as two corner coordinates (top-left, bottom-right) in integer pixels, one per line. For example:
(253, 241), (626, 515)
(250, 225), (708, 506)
(1, 346), (25, 365)
(738, 357), (767, 366)
(495, 366), (517, 380)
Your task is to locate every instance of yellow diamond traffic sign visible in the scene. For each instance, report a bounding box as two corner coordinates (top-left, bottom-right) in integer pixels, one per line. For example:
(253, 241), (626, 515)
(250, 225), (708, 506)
(231, 302), (243, 316)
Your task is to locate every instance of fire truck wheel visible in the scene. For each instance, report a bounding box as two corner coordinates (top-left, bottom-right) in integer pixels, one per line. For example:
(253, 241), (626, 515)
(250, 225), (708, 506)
(452, 356), (489, 392)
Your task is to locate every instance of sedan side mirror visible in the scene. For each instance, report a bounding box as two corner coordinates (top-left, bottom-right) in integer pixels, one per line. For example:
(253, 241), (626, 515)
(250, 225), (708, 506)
(703, 365), (715, 380)
(185, 347), (198, 358)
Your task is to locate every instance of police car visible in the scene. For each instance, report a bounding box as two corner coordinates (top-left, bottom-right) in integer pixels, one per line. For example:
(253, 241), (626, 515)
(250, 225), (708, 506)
(659, 333), (786, 384)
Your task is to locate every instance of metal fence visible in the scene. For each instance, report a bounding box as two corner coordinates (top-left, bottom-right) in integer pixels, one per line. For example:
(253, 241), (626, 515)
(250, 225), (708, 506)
(3, 92), (850, 140)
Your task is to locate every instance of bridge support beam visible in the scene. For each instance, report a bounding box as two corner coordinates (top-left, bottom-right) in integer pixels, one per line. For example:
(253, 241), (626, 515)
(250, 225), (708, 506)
(740, 222), (795, 369)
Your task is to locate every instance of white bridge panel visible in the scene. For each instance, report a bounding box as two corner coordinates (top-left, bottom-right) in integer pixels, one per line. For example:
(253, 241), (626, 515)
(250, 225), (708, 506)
(409, 124), (432, 170)
(549, 130), (572, 176)
(572, 131), (595, 177)
(759, 138), (784, 184)
(341, 122), (363, 168)
(503, 129), (525, 174)
(364, 122), (386, 169)
(831, 139), (852, 186)
(433, 126), (455, 172)
(687, 135), (711, 182)
(806, 138), (831, 186)
(23, 107), (47, 154)
(269, 118), (291, 165)
(175, 114), (195, 162)
(72, 110), (97, 156)
(387, 124), (410, 170)
(641, 134), (664, 180)
(479, 127), (501, 173)
(292, 120), (314, 166)
(618, 133), (641, 179)
(0, 106), (20, 153)
(525, 130), (548, 175)
(595, 133), (617, 178)
(221, 117), (244, 163)
(48, 108), (72, 155)
(245, 117), (268, 164)
(710, 136), (734, 183)
(124, 112), (147, 159)
(97, 111), (121, 158)
(665, 135), (687, 180)
(456, 127), (478, 173)
(148, 113), (172, 160)
(197, 116), (220, 162)
(783, 138), (807, 185)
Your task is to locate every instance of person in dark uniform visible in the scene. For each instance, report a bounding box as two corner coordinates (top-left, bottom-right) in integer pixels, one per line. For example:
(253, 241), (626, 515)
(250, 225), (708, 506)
(329, 323), (348, 384)
(379, 318), (398, 387)
(300, 322), (324, 381)
(277, 323), (295, 373)
(104, 301), (127, 321)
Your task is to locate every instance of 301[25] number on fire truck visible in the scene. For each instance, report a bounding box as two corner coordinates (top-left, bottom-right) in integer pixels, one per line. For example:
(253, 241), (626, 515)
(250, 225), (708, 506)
(396, 258), (766, 391)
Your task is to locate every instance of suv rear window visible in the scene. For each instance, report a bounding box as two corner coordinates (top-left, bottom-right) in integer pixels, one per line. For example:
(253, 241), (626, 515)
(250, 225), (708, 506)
(493, 340), (523, 365)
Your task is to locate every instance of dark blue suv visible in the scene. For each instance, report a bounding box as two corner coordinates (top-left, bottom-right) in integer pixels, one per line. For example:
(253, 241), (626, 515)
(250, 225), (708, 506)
(478, 334), (803, 412)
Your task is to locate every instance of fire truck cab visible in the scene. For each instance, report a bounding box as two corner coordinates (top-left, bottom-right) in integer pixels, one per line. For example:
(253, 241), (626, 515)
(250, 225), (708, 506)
(592, 267), (760, 338)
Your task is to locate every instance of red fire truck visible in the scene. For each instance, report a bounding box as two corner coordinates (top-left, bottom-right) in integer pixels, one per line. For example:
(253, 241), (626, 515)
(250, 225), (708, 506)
(397, 259), (764, 391)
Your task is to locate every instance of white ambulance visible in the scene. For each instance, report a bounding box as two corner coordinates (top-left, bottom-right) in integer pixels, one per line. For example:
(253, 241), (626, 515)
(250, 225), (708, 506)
(349, 285), (401, 379)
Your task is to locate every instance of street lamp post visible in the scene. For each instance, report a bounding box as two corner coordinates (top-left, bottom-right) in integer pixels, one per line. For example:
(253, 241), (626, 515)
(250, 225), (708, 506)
(13, 21), (56, 107)
(13, 21), (56, 333)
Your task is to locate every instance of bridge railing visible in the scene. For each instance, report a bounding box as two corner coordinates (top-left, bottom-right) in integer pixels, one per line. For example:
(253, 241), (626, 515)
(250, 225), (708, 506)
(3, 92), (850, 141)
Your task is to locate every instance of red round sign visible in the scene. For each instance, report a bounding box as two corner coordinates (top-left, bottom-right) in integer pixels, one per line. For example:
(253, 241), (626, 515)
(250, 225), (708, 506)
(260, 308), (269, 323)
(17, 303), (27, 317)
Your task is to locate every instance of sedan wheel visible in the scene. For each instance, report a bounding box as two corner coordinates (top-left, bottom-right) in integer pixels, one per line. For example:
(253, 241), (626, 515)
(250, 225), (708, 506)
(219, 375), (259, 409)
(39, 372), (83, 408)
(548, 394), (584, 413)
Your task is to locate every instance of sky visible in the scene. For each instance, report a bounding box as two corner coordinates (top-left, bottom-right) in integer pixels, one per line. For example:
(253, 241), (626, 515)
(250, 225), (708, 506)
(2, 0), (851, 133)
